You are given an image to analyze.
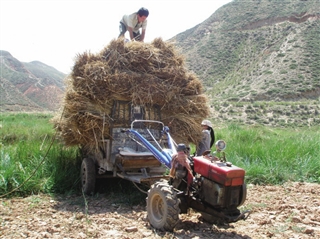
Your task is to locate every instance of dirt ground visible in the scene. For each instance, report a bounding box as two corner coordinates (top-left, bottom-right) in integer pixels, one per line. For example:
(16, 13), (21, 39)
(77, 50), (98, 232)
(1, 181), (319, 239)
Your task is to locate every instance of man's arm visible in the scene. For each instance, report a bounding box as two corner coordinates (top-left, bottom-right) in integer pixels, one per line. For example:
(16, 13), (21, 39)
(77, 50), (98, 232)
(140, 29), (146, 42)
(127, 27), (135, 41)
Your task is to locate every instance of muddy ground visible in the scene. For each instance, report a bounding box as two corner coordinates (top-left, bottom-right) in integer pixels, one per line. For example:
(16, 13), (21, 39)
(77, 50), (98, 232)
(1, 181), (319, 239)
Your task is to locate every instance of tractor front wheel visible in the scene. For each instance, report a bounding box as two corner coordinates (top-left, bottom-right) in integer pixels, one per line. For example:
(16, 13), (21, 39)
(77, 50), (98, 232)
(146, 180), (180, 231)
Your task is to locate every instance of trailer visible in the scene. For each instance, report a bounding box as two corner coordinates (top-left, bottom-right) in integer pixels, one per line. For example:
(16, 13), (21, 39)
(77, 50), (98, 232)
(80, 100), (176, 194)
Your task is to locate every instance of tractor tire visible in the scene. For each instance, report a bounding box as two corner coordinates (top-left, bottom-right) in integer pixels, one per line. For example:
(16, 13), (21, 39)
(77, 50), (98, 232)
(146, 180), (180, 231)
(81, 158), (96, 195)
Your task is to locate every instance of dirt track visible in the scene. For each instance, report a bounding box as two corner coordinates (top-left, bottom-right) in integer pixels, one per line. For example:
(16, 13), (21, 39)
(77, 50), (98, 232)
(1, 182), (319, 239)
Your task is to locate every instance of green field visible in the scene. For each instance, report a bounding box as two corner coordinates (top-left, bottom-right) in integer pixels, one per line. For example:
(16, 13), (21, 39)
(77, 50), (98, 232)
(0, 113), (80, 196)
(0, 112), (319, 197)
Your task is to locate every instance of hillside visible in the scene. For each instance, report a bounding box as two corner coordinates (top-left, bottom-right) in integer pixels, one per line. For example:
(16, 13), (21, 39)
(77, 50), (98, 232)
(172, 0), (320, 127)
(1, 0), (319, 128)
(0, 50), (66, 111)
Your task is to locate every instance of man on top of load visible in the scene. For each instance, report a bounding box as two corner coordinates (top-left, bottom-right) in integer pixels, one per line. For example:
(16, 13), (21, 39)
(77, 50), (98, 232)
(118, 7), (149, 42)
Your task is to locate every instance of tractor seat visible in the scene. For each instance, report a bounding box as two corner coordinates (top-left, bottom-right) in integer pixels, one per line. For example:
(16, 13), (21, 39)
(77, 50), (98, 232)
(119, 147), (154, 157)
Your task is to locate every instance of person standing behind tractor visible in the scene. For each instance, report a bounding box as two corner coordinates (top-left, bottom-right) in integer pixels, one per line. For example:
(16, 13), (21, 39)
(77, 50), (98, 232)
(196, 120), (215, 156)
(118, 7), (149, 42)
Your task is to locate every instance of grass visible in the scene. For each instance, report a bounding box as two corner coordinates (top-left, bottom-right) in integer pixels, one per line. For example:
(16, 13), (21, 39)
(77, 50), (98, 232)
(0, 112), (80, 196)
(216, 123), (320, 184)
(0, 112), (319, 198)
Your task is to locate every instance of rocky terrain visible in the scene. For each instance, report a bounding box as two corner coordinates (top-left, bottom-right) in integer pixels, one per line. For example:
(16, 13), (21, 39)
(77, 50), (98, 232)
(1, 181), (319, 239)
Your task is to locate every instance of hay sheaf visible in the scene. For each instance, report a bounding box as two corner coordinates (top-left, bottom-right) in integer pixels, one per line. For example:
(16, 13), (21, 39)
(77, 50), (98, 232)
(53, 38), (210, 148)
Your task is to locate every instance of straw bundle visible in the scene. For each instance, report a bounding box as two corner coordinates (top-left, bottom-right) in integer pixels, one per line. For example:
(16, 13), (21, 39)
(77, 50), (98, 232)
(53, 38), (210, 149)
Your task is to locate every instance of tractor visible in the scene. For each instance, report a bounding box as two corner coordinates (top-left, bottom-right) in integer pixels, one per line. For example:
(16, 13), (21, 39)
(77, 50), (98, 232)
(80, 100), (249, 231)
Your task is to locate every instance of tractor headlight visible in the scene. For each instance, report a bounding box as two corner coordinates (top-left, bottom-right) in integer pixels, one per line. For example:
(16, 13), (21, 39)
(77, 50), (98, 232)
(215, 140), (226, 152)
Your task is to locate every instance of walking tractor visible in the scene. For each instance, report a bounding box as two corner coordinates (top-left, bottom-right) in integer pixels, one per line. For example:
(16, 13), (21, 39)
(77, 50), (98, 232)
(80, 101), (249, 231)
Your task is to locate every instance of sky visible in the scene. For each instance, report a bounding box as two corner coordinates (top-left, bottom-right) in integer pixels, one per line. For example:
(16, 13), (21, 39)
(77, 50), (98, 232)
(0, 0), (231, 74)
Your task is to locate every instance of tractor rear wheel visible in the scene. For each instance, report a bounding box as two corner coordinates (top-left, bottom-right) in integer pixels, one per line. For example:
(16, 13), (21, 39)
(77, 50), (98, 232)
(81, 158), (96, 195)
(146, 180), (180, 231)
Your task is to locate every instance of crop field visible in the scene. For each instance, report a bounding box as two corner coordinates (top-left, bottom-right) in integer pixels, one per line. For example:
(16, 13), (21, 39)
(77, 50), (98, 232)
(0, 112), (319, 238)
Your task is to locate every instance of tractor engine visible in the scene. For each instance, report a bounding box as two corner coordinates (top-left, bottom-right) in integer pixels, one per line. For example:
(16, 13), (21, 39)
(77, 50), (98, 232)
(198, 177), (242, 208)
(193, 155), (246, 209)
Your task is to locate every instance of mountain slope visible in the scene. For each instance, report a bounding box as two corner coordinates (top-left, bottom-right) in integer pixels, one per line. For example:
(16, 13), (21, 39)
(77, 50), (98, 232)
(0, 50), (66, 111)
(171, 0), (320, 127)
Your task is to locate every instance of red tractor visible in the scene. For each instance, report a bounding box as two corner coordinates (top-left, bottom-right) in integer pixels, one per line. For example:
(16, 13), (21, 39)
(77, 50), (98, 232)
(146, 141), (249, 231)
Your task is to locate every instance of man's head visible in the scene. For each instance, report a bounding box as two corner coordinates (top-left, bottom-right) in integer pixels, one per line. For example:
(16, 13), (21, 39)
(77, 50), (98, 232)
(177, 144), (190, 155)
(138, 7), (149, 17)
(137, 7), (149, 22)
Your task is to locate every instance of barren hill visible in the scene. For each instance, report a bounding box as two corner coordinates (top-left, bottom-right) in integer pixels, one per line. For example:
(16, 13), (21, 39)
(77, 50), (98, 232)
(0, 50), (66, 111)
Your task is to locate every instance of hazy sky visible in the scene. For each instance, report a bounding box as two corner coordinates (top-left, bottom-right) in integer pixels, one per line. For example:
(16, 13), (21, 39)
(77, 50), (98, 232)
(0, 0), (231, 74)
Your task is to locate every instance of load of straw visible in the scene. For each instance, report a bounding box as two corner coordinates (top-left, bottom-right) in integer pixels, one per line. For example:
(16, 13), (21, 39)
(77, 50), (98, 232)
(53, 38), (210, 149)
